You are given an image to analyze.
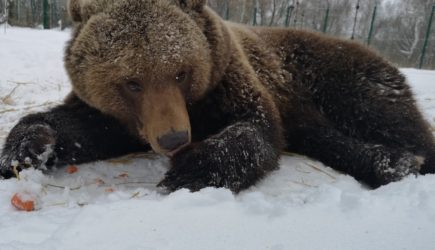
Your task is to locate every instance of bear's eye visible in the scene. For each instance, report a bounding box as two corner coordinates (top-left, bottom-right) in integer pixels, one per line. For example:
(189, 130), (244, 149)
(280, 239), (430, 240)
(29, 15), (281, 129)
(176, 71), (188, 84)
(125, 81), (143, 92)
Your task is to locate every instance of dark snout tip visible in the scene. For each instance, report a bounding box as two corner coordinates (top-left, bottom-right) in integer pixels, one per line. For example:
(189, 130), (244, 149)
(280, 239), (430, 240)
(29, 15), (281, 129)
(157, 130), (190, 152)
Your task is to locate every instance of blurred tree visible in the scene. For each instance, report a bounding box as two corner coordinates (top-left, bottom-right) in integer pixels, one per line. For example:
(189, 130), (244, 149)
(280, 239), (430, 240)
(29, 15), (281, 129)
(0, 0), (433, 69)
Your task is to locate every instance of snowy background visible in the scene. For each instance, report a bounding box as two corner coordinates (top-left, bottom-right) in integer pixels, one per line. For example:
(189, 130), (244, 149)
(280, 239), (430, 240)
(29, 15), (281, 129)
(1, 26), (435, 250)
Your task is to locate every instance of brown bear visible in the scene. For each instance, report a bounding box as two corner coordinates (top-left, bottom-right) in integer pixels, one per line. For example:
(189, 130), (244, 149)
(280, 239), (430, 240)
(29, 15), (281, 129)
(1, 0), (434, 192)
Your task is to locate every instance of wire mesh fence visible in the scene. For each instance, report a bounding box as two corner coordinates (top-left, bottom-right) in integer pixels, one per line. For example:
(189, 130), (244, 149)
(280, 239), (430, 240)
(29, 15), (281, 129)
(0, 0), (434, 70)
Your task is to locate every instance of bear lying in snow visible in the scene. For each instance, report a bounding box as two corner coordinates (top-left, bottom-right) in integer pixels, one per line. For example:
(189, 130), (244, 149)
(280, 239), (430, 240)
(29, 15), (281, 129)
(1, 0), (434, 192)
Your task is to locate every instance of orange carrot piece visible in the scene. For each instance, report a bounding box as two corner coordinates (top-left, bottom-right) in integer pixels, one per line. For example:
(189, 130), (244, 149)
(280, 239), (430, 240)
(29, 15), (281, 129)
(11, 193), (35, 212)
(66, 165), (78, 174)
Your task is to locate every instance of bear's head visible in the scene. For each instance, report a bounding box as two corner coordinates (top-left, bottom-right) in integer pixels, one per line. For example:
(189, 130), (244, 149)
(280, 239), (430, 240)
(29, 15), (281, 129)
(65, 0), (232, 154)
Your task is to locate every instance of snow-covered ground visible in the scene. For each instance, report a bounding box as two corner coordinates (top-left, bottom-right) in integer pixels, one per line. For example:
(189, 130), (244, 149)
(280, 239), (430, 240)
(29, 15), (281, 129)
(1, 26), (435, 250)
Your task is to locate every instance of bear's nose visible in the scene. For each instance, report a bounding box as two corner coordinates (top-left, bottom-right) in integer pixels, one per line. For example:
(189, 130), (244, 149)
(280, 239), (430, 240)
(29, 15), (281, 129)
(157, 131), (189, 152)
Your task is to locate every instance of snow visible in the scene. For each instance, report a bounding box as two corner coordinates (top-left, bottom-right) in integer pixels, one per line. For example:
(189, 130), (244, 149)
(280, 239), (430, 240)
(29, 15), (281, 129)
(1, 26), (435, 250)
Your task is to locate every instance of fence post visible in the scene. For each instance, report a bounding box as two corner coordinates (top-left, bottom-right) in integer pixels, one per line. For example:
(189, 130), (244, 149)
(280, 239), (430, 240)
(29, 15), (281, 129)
(322, 4), (330, 33)
(253, 7), (257, 26)
(224, 3), (229, 20)
(16, 0), (20, 23)
(285, 5), (294, 27)
(419, 4), (435, 69)
(351, 0), (360, 40)
(3, 0), (8, 30)
(51, 0), (57, 28)
(43, 0), (49, 29)
(294, 1), (299, 27)
(367, 3), (377, 46)
(30, 0), (35, 26)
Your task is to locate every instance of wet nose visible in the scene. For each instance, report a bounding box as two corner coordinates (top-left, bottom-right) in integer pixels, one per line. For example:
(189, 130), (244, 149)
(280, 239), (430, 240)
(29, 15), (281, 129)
(157, 131), (189, 152)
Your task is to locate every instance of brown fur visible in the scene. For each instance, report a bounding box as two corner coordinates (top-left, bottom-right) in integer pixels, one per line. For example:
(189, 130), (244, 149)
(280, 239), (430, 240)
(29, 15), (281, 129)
(64, 0), (282, 147)
(63, 0), (435, 187)
(2, 0), (433, 190)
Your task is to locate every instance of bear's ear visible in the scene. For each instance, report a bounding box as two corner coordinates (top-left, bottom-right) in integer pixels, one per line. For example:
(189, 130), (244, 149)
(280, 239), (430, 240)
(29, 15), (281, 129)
(68, 0), (112, 22)
(177, 0), (207, 11)
(68, 0), (83, 22)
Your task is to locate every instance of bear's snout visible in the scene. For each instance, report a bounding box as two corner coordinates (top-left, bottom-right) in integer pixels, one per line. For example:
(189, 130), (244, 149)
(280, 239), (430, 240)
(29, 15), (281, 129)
(137, 84), (191, 155)
(157, 130), (190, 153)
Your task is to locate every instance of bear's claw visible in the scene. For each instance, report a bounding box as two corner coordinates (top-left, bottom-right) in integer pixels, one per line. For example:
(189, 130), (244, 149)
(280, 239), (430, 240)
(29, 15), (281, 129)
(0, 124), (57, 179)
(158, 143), (218, 192)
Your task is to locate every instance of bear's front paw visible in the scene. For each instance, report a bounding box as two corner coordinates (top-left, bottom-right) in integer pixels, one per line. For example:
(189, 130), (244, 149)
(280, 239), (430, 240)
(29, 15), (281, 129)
(0, 124), (57, 179)
(373, 150), (421, 186)
(158, 144), (220, 192)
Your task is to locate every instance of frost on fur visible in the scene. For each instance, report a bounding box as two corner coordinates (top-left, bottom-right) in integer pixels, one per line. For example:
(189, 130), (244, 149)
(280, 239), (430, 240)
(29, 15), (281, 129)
(2, 0), (435, 190)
